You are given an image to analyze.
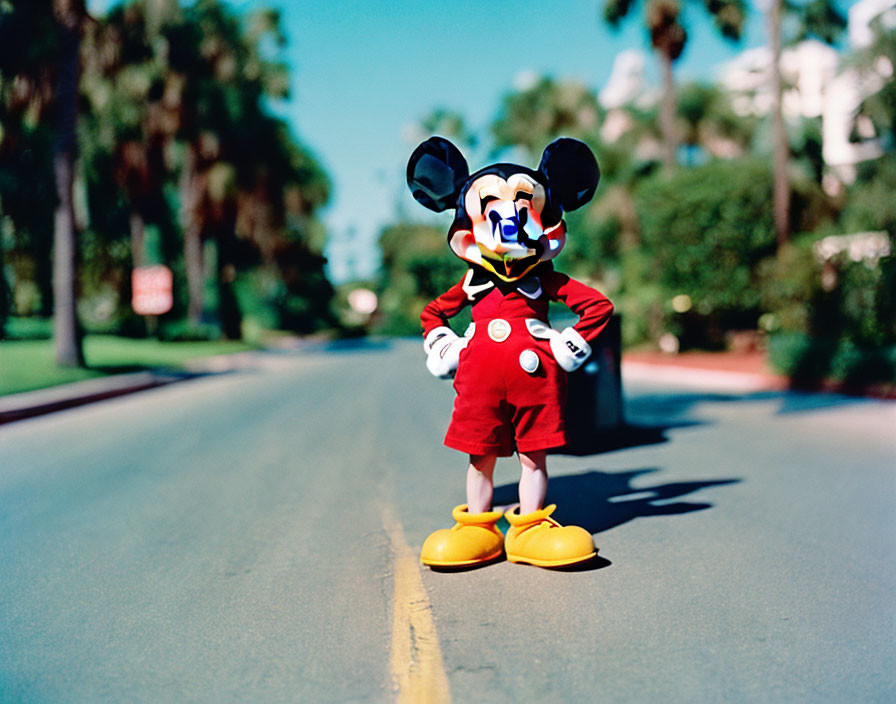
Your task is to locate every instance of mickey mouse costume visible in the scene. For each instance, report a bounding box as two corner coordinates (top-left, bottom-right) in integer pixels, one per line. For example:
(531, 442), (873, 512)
(408, 136), (613, 568)
(422, 265), (613, 457)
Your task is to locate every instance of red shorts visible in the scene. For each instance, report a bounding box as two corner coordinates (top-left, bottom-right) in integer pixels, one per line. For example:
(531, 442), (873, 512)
(444, 318), (567, 457)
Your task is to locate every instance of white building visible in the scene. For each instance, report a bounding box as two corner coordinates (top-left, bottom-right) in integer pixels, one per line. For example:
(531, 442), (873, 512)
(599, 49), (652, 111)
(719, 0), (895, 190)
(720, 41), (840, 122)
(597, 49), (663, 158)
(823, 0), (895, 185)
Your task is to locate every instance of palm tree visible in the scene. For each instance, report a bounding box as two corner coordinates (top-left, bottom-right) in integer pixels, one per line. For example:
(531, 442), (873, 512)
(602, 0), (746, 169)
(767, 0), (788, 249)
(415, 107), (478, 150)
(168, 0), (331, 336)
(167, 1), (283, 331)
(764, 0), (845, 249)
(0, 227), (7, 338)
(677, 80), (757, 162)
(492, 74), (602, 161)
(52, 0), (88, 366)
(80, 0), (181, 290)
(0, 2), (56, 332)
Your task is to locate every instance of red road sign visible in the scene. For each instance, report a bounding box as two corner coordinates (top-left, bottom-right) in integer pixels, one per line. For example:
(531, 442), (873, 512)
(132, 266), (173, 316)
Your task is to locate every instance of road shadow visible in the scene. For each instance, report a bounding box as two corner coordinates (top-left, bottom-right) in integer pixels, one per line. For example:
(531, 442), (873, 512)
(550, 555), (614, 573)
(558, 390), (712, 456)
(626, 388), (883, 421)
(493, 468), (740, 536)
(557, 422), (686, 456)
(771, 389), (890, 414)
(559, 386), (884, 456)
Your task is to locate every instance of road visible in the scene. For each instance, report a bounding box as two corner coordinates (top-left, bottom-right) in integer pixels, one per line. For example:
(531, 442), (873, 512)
(1, 339), (894, 702)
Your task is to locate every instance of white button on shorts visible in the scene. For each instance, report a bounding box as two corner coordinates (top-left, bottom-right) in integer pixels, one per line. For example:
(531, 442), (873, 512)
(519, 348), (540, 373)
(487, 318), (511, 342)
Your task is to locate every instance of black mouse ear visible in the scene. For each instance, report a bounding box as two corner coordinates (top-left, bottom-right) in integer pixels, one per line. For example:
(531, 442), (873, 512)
(406, 137), (469, 212)
(538, 138), (600, 212)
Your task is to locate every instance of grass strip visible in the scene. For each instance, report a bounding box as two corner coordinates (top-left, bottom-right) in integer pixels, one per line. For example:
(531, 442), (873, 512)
(0, 335), (256, 396)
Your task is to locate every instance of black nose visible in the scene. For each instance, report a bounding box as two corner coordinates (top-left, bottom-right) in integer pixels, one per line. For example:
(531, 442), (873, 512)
(490, 210), (520, 242)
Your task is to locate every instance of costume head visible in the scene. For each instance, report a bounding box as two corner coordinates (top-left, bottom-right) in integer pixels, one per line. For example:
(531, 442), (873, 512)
(407, 137), (599, 282)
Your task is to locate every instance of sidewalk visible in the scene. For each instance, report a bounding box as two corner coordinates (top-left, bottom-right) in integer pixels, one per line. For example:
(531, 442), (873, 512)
(622, 349), (789, 394)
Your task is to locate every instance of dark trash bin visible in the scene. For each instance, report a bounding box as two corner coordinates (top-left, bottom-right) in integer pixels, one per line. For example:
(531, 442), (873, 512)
(563, 314), (624, 452)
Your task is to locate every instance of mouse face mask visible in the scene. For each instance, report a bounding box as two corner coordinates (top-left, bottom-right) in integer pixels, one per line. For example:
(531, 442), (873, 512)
(406, 137), (600, 282)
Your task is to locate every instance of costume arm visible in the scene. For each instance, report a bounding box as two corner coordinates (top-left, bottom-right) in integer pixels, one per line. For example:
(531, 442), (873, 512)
(420, 274), (472, 337)
(420, 274), (474, 379)
(543, 270), (614, 343)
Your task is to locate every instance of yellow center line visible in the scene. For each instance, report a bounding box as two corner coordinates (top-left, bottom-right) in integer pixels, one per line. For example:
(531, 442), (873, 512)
(383, 507), (452, 704)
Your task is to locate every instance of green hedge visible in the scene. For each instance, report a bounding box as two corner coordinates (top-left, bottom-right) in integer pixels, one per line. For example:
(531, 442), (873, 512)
(762, 235), (896, 387)
(633, 157), (777, 348)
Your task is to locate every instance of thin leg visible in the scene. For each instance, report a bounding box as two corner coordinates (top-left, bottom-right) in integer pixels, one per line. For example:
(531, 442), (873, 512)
(518, 450), (548, 515)
(466, 453), (497, 514)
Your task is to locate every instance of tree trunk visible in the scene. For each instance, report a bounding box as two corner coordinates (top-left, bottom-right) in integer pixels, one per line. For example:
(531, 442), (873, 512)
(130, 210), (146, 270)
(659, 49), (678, 170)
(0, 234), (8, 340)
(53, 1), (84, 367)
(128, 209), (148, 335)
(179, 145), (204, 325)
(769, 0), (790, 250)
(215, 223), (242, 340)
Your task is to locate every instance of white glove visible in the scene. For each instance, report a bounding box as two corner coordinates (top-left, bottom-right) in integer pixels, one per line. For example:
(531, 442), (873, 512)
(423, 326), (470, 379)
(550, 327), (592, 372)
(525, 320), (592, 372)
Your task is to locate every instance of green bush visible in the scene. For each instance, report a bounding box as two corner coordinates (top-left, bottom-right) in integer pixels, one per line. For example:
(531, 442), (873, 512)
(634, 157), (777, 348)
(767, 332), (837, 387)
(830, 339), (895, 387)
(844, 157), (896, 234)
(761, 229), (896, 387)
(769, 332), (895, 388)
(376, 222), (467, 336)
(158, 320), (222, 342)
(4, 316), (54, 340)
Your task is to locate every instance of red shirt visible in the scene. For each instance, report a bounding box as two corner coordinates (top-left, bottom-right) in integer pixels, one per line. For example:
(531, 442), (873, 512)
(421, 267), (614, 342)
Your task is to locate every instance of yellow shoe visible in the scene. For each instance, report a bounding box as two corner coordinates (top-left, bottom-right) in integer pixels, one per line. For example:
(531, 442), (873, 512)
(504, 504), (596, 567)
(420, 504), (504, 567)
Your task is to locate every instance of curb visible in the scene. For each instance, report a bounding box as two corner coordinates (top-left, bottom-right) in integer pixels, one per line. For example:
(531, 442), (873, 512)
(0, 371), (187, 425)
(0, 348), (303, 426)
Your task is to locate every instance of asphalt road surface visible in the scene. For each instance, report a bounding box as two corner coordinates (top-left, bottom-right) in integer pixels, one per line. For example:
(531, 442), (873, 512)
(2, 339), (894, 703)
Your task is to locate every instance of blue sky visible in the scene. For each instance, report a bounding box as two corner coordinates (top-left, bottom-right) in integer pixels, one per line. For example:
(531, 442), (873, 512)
(269, 0), (774, 283)
(87, 1), (793, 282)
